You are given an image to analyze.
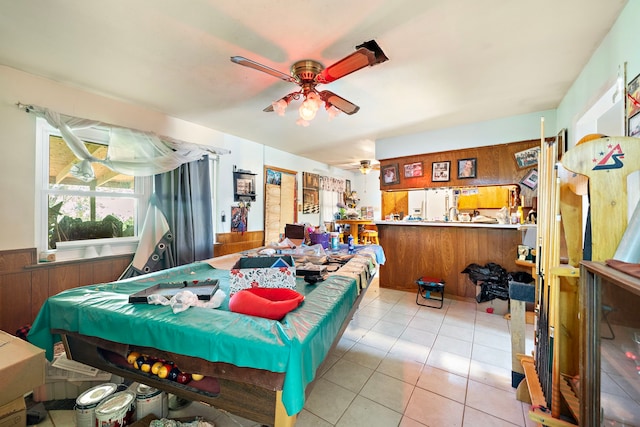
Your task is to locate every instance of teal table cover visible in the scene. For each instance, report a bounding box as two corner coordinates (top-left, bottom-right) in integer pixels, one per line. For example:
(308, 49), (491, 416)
(28, 258), (370, 416)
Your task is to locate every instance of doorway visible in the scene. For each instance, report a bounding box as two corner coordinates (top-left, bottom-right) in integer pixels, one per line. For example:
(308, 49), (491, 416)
(264, 166), (297, 245)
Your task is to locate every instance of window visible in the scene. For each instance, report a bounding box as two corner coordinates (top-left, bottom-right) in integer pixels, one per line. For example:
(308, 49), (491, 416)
(36, 119), (151, 260)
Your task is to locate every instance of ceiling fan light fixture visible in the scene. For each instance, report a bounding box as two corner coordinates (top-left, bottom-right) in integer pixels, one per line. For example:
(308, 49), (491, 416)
(359, 160), (372, 175)
(299, 100), (318, 121)
(272, 98), (288, 116)
(325, 103), (341, 120)
(298, 92), (321, 121)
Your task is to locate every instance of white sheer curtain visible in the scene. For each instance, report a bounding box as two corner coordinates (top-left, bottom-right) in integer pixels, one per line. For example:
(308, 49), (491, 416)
(319, 176), (346, 225)
(23, 104), (229, 181)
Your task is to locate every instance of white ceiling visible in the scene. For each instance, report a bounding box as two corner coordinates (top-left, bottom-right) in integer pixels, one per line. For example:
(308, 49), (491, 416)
(0, 1), (627, 169)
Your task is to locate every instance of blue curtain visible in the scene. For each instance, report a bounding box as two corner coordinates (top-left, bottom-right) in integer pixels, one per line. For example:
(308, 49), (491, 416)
(154, 156), (214, 266)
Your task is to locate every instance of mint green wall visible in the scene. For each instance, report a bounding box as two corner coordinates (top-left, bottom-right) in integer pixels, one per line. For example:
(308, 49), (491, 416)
(557, 0), (639, 144)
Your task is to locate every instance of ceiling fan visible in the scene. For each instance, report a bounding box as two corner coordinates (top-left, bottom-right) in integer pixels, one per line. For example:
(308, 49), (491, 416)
(230, 40), (388, 125)
(337, 159), (380, 174)
(357, 160), (377, 175)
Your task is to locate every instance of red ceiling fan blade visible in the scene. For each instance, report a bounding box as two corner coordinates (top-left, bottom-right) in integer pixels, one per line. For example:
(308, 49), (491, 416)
(316, 48), (375, 84)
(319, 90), (360, 115)
(316, 40), (388, 84)
(230, 56), (297, 83)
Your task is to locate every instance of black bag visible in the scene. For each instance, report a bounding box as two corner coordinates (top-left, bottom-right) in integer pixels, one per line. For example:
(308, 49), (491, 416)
(462, 262), (511, 303)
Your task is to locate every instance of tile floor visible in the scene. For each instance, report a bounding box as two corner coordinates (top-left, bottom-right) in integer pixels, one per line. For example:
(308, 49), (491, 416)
(31, 277), (537, 427)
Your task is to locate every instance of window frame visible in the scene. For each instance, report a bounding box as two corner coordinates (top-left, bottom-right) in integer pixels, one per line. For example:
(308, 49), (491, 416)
(35, 118), (151, 261)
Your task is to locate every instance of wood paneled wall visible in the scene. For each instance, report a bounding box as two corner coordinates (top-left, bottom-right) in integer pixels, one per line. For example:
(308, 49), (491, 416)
(214, 231), (264, 257)
(0, 248), (132, 335)
(379, 138), (547, 191)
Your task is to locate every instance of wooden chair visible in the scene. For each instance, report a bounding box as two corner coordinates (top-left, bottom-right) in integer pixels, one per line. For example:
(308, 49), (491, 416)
(359, 224), (379, 244)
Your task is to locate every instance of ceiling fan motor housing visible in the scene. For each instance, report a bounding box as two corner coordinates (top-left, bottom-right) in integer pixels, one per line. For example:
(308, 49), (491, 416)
(291, 60), (324, 83)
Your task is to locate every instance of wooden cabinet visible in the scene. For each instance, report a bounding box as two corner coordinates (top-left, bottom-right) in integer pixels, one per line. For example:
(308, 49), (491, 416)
(580, 261), (640, 426)
(381, 191), (408, 219)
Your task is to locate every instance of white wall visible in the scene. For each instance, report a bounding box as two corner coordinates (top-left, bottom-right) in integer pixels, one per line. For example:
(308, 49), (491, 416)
(376, 109), (557, 159)
(214, 138), (356, 234)
(353, 170), (383, 220)
(0, 65), (356, 251)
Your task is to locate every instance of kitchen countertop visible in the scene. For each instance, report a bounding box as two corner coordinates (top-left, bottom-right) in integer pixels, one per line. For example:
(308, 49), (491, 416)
(375, 220), (530, 229)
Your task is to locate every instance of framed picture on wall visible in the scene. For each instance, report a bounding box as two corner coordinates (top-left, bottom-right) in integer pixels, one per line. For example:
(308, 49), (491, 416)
(627, 73), (640, 120)
(629, 112), (640, 137)
(404, 162), (423, 178)
(457, 158), (477, 179)
(513, 147), (540, 169)
(521, 169), (539, 190)
(381, 163), (400, 185)
(303, 172), (319, 189)
(231, 206), (248, 232)
(431, 161), (450, 182)
(556, 128), (567, 161)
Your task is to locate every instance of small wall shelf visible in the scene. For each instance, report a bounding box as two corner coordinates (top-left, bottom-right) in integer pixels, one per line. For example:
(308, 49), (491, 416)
(233, 168), (256, 202)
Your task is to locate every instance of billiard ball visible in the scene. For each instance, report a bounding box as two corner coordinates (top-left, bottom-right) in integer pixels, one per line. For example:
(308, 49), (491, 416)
(176, 372), (192, 384)
(134, 356), (148, 370)
(127, 351), (140, 365)
(157, 364), (173, 379)
(167, 367), (181, 382)
(151, 361), (164, 375)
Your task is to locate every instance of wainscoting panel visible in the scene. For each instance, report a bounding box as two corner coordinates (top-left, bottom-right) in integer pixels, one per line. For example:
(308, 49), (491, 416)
(0, 248), (133, 334)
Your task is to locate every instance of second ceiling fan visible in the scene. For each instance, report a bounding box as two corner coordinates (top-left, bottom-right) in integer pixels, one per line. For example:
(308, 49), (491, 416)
(230, 40), (388, 125)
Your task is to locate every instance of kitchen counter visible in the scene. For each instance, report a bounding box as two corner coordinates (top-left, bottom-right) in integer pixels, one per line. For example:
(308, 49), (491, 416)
(376, 221), (531, 298)
(375, 220), (524, 229)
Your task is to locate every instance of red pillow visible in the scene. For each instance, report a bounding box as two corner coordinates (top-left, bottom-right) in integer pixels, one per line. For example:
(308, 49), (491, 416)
(229, 288), (304, 320)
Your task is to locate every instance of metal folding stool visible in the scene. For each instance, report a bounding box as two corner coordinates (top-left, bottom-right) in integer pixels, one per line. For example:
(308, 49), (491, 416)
(416, 276), (445, 309)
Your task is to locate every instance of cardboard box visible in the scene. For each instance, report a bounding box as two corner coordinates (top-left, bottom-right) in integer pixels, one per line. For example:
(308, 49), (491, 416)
(0, 397), (26, 427)
(229, 256), (296, 295)
(0, 330), (45, 406)
(32, 352), (121, 402)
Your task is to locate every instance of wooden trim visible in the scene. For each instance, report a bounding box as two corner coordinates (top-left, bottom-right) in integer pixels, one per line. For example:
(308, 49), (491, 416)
(264, 165), (298, 175)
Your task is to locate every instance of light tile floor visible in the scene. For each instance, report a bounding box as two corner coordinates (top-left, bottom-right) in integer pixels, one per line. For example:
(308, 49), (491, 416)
(31, 277), (537, 427)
